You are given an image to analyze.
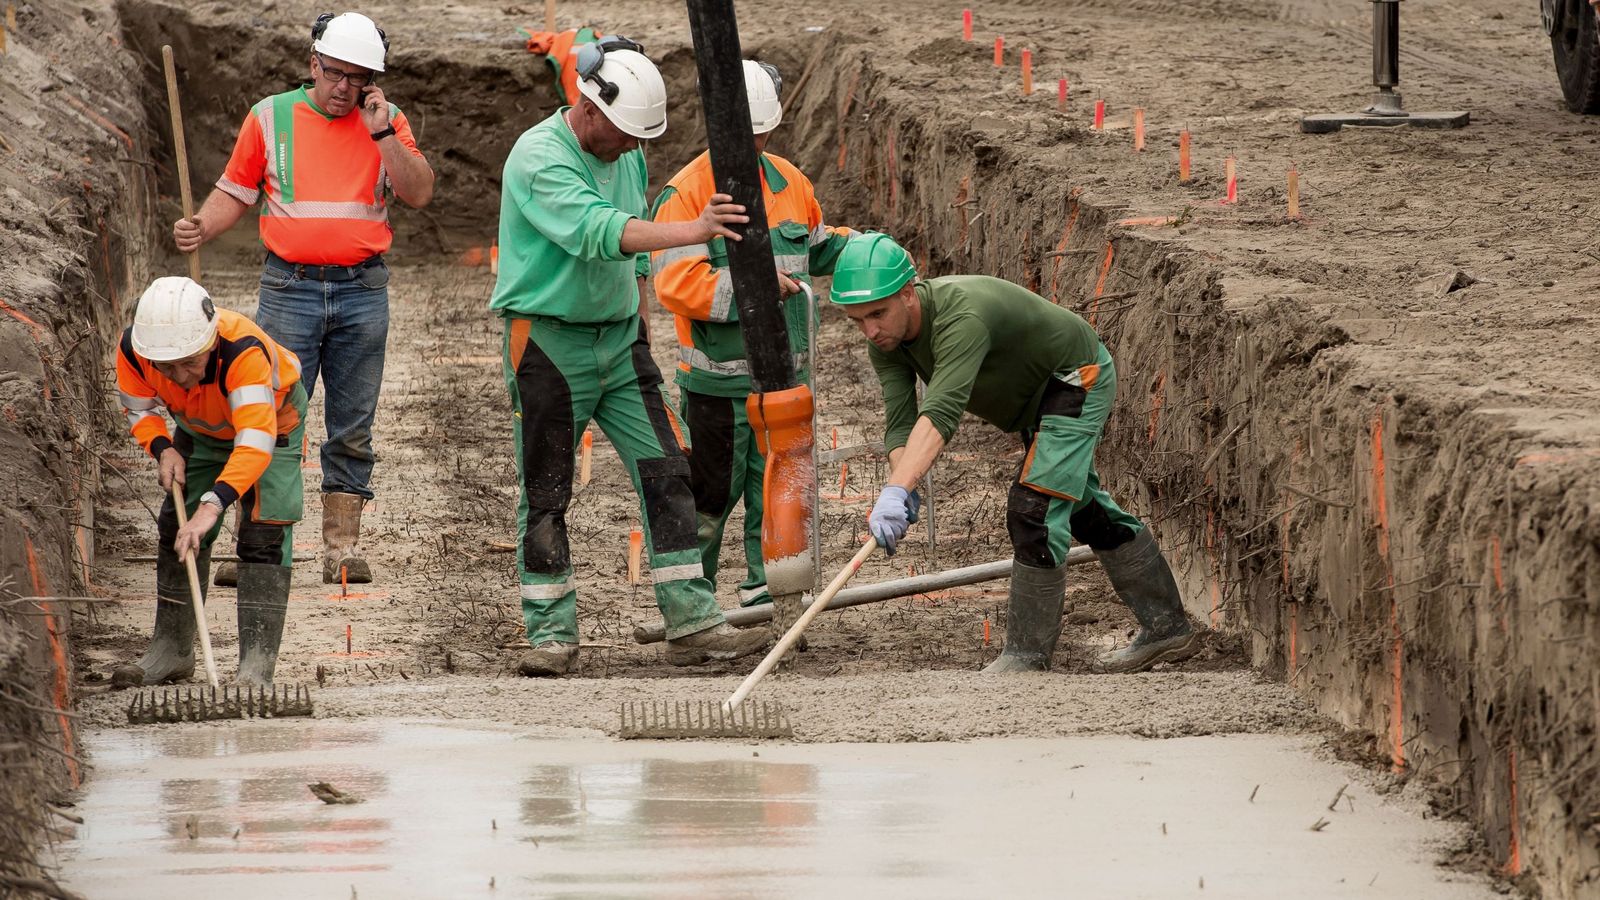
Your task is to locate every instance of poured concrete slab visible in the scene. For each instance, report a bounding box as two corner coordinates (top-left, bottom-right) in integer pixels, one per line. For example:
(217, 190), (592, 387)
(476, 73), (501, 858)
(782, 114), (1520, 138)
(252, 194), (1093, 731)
(57, 720), (1495, 898)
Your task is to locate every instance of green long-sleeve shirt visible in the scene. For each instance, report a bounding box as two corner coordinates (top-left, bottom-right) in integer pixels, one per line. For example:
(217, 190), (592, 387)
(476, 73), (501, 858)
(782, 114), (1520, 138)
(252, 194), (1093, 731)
(489, 107), (651, 322)
(868, 276), (1102, 450)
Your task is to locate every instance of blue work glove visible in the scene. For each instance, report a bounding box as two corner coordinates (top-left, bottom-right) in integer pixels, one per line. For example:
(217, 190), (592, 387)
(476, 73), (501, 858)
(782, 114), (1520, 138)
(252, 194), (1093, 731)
(869, 485), (915, 556)
(906, 488), (922, 525)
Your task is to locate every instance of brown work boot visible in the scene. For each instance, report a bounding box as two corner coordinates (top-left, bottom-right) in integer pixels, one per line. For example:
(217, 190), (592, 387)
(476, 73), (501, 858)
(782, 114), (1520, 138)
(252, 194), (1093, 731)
(516, 642), (578, 677)
(665, 622), (769, 667)
(322, 492), (373, 584)
(213, 561), (238, 587)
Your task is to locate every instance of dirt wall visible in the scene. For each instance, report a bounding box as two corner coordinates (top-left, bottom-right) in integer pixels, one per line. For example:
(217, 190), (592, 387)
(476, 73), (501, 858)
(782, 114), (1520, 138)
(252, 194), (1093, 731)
(778, 29), (1598, 900)
(0, 0), (155, 892)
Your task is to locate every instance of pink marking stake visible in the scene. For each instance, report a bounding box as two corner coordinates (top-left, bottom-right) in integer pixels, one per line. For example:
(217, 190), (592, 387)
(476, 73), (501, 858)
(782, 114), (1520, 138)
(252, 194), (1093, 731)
(993, 36), (1004, 67)
(1057, 78), (1068, 111)
(962, 8), (972, 40)
(1092, 98), (1105, 130)
(1224, 156), (1238, 204)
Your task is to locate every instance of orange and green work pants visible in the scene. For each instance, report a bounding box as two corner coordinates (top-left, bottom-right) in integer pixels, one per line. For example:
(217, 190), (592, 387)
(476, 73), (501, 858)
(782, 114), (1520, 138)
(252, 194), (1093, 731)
(501, 313), (727, 646)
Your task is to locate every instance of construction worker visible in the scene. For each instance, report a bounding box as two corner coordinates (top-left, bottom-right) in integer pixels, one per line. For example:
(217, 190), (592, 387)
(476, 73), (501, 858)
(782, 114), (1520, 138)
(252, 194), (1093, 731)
(831, 234), (1203, 674)
(491, 36), (769, 676)
(650, 60), (854, 624)
(521, 25), (603, 105)
(171, 12), (434, 588)
(111, 277), (306, 687)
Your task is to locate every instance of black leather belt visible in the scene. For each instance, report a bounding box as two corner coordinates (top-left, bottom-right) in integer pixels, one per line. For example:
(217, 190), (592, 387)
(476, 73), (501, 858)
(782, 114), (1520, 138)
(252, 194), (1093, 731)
(265, 251), (384, 282)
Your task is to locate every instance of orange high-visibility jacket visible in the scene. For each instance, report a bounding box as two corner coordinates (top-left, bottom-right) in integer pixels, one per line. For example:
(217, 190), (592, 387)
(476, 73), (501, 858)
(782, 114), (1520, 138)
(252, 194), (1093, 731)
(217, 86), (424, 266)
(116, 310), (303, 510)
(522, 27), (602, 106)
(650, 150), (854, 397)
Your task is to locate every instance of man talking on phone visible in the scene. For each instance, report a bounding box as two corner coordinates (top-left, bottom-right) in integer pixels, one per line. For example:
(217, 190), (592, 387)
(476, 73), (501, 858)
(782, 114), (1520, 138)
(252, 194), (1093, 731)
(172, 12), (434, 590)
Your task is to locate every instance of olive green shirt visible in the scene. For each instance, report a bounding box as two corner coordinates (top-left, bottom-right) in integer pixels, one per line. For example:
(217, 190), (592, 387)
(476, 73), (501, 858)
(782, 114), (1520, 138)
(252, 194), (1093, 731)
(868, 276), (1102, 450)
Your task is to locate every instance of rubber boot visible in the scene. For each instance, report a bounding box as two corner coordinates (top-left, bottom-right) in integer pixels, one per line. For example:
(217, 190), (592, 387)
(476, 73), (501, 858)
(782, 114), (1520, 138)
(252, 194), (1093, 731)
(665, 622), (770, 667)
(982, 559), (1068, 673)
(235, 563), (291, 685)
(214, 561), (238, 587)
(516, 642), (579, 677)
(322, 492), (373, 584)
(1095, 529), (1202, 673)
(110, 551), (208, 688)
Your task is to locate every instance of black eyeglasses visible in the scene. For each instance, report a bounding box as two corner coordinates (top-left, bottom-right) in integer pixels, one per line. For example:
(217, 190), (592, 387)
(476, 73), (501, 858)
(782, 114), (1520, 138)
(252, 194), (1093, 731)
(574, 35), (645, 105)
(316, 54), (375, 88)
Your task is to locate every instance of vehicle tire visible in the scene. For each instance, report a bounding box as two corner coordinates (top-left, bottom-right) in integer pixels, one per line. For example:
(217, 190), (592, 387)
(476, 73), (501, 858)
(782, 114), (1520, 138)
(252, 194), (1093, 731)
(1550, 0), (1600, 113)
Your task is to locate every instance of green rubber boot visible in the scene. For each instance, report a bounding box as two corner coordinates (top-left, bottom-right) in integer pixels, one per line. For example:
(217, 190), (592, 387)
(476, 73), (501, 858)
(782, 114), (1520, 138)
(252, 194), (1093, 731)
(110, 550), (208, 688)
(236, 563), (291, 685)
(1095, 529), (1202, 673)
(982, 560), (1068, 673)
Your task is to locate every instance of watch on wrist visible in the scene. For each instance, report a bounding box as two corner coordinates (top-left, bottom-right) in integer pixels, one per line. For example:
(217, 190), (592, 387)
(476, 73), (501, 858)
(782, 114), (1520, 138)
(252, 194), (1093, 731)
(199, 491), (224, 511)
(370, 125), (396, 142)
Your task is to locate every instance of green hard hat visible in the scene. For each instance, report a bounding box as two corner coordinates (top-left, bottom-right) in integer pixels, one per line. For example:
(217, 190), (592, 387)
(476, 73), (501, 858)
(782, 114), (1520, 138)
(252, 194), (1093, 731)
(829, 232), (917, 305)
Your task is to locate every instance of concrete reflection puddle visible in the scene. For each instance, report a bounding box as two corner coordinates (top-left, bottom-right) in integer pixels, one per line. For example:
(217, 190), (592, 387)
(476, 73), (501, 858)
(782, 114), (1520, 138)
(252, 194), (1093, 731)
(57, 720), (1496, 898)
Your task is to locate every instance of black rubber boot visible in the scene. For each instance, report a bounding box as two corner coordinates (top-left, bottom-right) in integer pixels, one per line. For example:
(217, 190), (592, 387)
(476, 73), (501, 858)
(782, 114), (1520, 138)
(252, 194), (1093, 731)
(110, 550), (208, 688)
(1095, 529), (1202, 673)
(982, 560), (1068, 673)
(236, 563), (291, 685)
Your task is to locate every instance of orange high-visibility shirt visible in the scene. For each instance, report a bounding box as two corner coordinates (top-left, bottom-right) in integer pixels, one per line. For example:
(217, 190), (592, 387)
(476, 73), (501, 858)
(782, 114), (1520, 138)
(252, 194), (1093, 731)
(117, 310), (303, 510)
(217, 86), (424, 265)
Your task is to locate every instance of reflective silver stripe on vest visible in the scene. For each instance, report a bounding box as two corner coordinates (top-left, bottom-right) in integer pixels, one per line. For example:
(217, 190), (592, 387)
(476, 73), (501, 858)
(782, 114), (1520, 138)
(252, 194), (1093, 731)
(810, 224), (858, 246)
(709, 270), (736, 322)
(654, 243), (709, 272)
(679, 346), (807, 378)
(126, 409), (163, 430)
(263, 197), (388, 222)
(774, 253), (810, 275)
(228, 384), (274, 410)
(233, 428), (276, 453)
(520, 578), (575, 601)
(217, 176), (260, 206)
(738, 585), (768, 603)
(650, 563), (704, 585)
(119, 391), (160, 411)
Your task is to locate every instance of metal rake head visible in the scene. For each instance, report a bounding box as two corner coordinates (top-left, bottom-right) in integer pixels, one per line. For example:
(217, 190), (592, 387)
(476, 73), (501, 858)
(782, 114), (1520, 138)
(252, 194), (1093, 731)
(126, 684), (315, 725)
(618, 699), (794, 740)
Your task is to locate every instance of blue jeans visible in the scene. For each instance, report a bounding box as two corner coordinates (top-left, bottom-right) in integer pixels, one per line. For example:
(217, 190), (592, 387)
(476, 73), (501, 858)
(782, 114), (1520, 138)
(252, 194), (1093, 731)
(255, 258), (390, 499)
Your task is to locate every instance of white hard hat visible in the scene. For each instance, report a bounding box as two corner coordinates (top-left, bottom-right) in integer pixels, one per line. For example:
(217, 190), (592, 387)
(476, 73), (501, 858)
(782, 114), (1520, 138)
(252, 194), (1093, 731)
(576, 41), (667, 140)
(744, 60), (782, 134)
(131, 276), (218, 362)
(313, 12), (387, 73)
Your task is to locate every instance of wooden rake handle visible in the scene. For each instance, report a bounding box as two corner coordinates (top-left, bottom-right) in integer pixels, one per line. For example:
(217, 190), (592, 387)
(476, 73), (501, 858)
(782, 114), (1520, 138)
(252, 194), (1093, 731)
(162, 45), (201, 283)
(171, 482), (220, 689)
(724, 538), (878, 710)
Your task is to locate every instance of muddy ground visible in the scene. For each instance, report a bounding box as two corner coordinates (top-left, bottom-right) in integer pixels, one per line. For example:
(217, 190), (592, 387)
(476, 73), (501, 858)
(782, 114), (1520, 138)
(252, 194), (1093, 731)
(5, 0), (1599, 896)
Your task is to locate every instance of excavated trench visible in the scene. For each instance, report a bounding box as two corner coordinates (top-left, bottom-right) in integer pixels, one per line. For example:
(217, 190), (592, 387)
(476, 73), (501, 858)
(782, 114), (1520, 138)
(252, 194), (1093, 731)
(7, 1), (1594, 896)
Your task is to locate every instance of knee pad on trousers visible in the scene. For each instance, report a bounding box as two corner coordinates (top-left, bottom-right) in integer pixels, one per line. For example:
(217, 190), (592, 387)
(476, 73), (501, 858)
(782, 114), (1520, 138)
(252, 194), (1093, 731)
(237, 518), (288, 566)
(1069, 500), (1137, 551)
(523, 509), (571, 575)
(636, 456), (697, 553)
(1006, 483), (1057, 569)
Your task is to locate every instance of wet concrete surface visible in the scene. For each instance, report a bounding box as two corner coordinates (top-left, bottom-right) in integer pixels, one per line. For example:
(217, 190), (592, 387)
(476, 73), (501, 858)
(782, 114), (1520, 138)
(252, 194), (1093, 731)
(57, 720), (1497, 898)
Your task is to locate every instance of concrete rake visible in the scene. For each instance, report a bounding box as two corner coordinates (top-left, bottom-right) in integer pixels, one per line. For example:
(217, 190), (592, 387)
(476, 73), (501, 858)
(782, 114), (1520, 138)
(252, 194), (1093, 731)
(126, 684), (314, 725)
(618, 540), (878, 740)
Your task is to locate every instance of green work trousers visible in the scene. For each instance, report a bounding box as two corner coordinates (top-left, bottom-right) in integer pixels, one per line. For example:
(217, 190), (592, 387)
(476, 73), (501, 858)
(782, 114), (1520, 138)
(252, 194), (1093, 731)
(1007, 343), (1146, 567)
(502, 314), (726, 646)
